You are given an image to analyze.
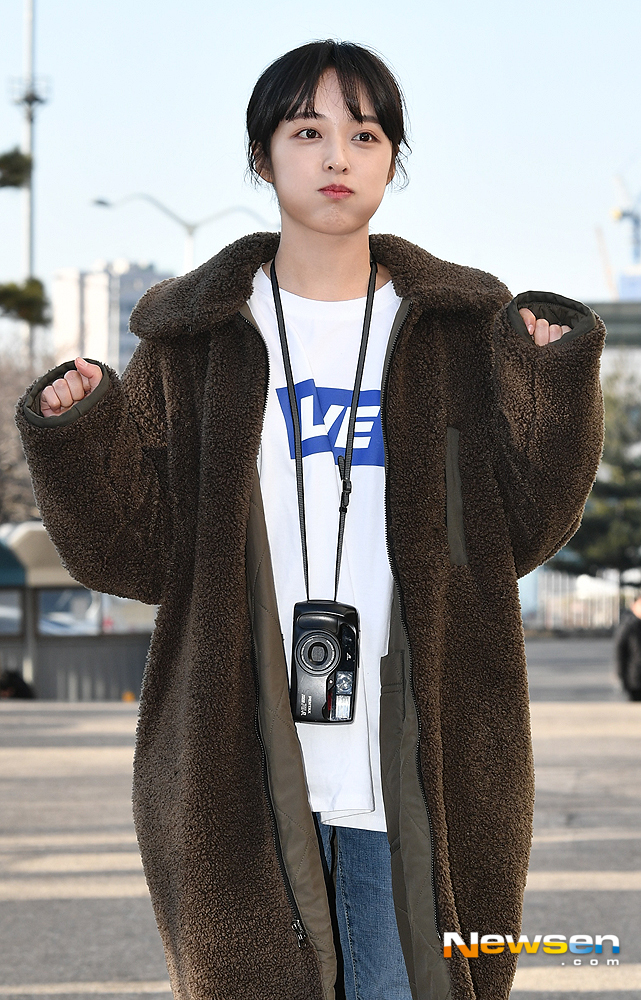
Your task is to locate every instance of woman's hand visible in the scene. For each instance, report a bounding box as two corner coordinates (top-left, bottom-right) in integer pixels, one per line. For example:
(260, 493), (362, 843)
(519, 308), (571, 346)
(40, 357), (103, 418)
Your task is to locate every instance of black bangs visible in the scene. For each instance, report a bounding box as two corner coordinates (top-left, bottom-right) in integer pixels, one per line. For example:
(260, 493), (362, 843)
(246, 40), (410, 186)
(281, 46), (386, 126)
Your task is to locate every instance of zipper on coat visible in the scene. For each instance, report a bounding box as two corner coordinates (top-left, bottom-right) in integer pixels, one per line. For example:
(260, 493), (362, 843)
(249, 635), (308, 948)
(239, 308), (308, 949)
(380, 300), (442, 941)
(238, 309), (271, 432)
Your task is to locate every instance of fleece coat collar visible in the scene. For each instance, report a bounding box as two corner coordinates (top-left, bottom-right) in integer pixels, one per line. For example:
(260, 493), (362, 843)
(129, 232), (510, 340)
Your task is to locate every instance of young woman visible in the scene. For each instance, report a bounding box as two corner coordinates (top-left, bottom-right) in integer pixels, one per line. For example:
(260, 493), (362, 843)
(18, 40), (605, 1000)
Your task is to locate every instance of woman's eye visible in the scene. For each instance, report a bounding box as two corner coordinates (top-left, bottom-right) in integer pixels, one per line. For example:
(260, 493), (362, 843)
(355, 132), (375, 142)
(298, 128), (320, 139)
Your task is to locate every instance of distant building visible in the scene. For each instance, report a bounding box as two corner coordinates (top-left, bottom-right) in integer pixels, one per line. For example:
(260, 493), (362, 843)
(0, 521), (156, 699)
(618, 266), (641, 302)
(52, 260), (172, 374)
(586, 299), (641, 353)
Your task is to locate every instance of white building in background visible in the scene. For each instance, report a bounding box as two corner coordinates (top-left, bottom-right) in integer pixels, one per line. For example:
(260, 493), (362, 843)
(618, 265), (641, 302)
(52, 260), (172, 374)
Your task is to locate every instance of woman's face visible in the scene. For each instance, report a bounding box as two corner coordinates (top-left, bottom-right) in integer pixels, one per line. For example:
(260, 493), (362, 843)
(261, 70), (395, 238)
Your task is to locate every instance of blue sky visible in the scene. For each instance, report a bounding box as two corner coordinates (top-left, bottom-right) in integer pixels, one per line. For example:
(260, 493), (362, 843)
(0, 0), (640, 311)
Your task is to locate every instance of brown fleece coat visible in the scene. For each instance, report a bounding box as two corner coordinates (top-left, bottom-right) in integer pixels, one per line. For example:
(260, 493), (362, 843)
(17, 233), (605, 1000)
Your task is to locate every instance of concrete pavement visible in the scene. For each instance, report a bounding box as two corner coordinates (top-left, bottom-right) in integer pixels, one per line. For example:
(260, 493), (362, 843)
(0, 704), (166, 999)
(0, 637), (639, 999)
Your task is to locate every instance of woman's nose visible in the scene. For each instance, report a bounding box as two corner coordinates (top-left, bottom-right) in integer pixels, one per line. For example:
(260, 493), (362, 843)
(324, 146), (349, 173)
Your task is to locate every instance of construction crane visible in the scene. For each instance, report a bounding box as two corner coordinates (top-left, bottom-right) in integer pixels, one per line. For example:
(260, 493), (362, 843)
(613, 175), (641, 265)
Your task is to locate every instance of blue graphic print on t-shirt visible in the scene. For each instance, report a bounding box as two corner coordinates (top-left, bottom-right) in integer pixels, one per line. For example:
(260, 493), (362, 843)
(276, 378), (384, 467)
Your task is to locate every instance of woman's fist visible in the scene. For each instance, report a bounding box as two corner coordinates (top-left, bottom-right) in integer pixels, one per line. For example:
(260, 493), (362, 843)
(519, 308), (571, 346)
(40, 358), (103, 418)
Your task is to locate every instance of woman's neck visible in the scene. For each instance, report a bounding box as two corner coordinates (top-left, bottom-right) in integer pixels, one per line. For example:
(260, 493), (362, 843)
(264, 224), (391, 301)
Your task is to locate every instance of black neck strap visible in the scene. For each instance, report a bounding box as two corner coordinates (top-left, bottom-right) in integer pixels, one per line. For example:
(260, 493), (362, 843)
(270, 257), (378, 602)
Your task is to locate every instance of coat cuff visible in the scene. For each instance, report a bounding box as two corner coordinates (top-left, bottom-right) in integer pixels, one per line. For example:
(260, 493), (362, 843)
(506, 291), (598, 349)
(21, 359), (112, 428)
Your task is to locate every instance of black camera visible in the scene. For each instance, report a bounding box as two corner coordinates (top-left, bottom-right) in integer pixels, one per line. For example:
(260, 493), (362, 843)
(290, 601), (359, 723)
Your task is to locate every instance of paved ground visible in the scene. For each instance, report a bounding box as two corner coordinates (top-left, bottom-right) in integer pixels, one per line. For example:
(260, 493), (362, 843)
(514, 638), (641, 998)
(0, 636), (639, 999)
(0, 704), (165, 999)
(526, 636), (626, 702)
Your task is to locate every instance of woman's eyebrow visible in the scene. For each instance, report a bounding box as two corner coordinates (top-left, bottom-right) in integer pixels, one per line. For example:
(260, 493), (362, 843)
(289, 112), (381, 125)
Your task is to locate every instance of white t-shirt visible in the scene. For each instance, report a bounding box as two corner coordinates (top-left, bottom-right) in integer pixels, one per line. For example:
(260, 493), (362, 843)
(249, 265), (401, 831)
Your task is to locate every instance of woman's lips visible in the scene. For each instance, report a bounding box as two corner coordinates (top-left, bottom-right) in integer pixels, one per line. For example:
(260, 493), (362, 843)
(319, 184), (353, 199)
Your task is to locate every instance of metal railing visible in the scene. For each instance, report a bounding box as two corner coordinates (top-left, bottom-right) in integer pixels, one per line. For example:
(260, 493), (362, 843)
(522, 569), (621, 631)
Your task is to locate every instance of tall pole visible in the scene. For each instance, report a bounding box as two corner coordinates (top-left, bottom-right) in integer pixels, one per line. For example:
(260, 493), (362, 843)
(22, 0), (35, 282)
(15, 0), (47, 362)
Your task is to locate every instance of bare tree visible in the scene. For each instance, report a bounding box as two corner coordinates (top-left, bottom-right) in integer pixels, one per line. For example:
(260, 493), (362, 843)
(0, 350), (52, 523)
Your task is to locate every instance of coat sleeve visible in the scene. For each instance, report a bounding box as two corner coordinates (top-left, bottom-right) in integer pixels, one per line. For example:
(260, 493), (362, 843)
(15, 340), (170, 604)
(489, 291), (606, 579)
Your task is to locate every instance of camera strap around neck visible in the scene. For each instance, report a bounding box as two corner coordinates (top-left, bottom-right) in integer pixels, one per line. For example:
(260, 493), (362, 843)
(269, 256), (378, 602)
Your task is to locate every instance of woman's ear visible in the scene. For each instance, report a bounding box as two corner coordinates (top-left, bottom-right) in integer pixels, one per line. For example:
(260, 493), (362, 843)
(253, 144), (273, 184)
(387, 155), (396, 185)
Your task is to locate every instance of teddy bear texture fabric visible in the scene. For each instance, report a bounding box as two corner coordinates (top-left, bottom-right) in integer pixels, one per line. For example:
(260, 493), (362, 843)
(16, 233), (606, 1000)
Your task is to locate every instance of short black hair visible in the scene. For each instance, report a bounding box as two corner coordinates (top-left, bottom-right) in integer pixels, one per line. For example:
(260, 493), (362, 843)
(246, 40), (410, 187)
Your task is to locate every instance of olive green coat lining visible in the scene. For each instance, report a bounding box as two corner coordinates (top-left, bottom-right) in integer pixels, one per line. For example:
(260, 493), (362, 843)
(382, 590), (453, 1000)
(507, 290), (597, 347)
(245, 465), (337, 1000)
(22, 358), (111, 427)
(445, 427), (468, 567)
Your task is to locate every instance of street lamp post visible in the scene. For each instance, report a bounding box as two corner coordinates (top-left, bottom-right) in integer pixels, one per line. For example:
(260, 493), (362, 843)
(13, 0), (48, 361)
(94, 194), (275, 274)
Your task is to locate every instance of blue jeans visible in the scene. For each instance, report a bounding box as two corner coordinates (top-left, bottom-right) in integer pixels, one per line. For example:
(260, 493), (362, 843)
(314, 816), (413, 1000)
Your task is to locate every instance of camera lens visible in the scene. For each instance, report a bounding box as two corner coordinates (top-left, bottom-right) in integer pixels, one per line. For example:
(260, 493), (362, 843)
(296, 632), (340, 673)
(310, 643), (327, 665)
